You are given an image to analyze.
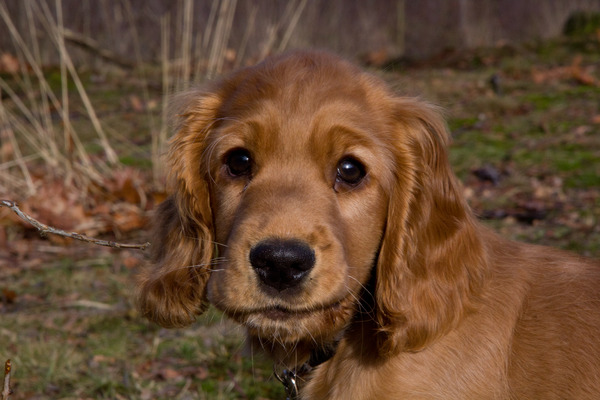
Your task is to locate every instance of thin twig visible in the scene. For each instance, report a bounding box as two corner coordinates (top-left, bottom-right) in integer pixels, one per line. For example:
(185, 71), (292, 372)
(1, 360), (11, 400)
(0, 200), (150, 250)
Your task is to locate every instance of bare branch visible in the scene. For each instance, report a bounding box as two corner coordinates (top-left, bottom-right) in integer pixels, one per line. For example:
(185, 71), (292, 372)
(1, 360), (11, 400)
(0, 200), (150, 250)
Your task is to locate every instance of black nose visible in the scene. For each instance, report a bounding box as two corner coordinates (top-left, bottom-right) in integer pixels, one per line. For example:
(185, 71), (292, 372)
(249, 239), (315, 292)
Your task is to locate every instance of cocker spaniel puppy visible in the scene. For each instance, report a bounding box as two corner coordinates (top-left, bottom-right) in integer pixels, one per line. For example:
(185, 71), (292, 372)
(137, 51), (600, 399)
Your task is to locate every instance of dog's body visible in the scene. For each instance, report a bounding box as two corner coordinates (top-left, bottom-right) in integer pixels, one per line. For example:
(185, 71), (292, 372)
(307, 234), (600, 399)
(137, 51), (600, 399)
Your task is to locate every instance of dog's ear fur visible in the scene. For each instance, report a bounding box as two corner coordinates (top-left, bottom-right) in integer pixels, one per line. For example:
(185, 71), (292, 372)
(375, 98), (487, 353)
(136, 90), (223, 328)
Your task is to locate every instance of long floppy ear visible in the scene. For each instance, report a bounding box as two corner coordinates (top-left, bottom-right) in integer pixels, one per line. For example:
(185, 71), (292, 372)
(376, 98), (487, 354)
(136, 90), (223, 328)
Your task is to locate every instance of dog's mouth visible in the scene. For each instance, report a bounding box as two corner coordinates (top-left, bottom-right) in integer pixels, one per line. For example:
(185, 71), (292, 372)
(210, 276), (365, 343)
(257, 301), (344, 321)
(261, 306), (302, 321)
(233, 295), (356, 341)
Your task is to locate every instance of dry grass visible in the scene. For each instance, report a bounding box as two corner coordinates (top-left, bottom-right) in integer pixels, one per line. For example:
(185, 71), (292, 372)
(0, 1), (111, 197)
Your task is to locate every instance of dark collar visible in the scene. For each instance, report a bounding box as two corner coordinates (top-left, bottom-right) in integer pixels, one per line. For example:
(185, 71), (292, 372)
(274, 273), (376, 399)
(274, 339), (340, 400)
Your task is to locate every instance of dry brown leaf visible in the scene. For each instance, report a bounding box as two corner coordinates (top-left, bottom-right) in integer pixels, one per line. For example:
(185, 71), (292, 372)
(363, 49), (389, 67)
(0, 208), (21, 227)
(0, 140), (14, 161)
(107, 168), (144, 204)
(531, 66), (569, 84)
(120, 254), (141, 269)
(23, 180), (89, 231)
(224, 48), (237, 63)
(531, 56), (598, 86)
(1, 288), (17, 303)
(130, 95), (144, 112)
(119, 178), (142, 204)
(111, 204), (146, 233)
(91, 355), (117, 365)
(179, 365), (209, 380)
(0, 53), (19, 73)
(572, 68), (598, 86)
(146, 99), (158, 111)
(158, 368), (184, 381)
(151, 191), (168, 207)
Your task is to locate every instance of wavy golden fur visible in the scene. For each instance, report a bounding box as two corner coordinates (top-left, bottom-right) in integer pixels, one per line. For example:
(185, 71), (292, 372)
(137, 51), (600, 399)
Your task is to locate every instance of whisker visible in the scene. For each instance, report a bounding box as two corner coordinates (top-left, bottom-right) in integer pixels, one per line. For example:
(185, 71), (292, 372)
(347, 274), (374, 300)
(178, 234), (228, 248)
(345, 276), (377, 318)
(150, 259), (229, 284)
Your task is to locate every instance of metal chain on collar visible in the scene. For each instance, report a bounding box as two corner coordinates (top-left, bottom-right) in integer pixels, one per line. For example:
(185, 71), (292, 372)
(273, 337), (342, 399)
(274, 367), (300, 400)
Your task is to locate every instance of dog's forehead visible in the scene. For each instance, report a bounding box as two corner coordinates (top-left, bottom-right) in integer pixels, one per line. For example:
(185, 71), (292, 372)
(216, 55), (390, 155)
(224, 54), (371, 112)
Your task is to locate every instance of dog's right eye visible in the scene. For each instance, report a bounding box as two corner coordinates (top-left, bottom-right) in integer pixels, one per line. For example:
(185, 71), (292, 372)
(336, 157), (366, 186)
(225, 148), (252, 177)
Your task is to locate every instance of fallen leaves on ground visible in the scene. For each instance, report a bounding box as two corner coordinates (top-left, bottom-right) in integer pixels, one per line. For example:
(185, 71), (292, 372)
(532, 55), (599, 86)
(0, 167), (161, 272)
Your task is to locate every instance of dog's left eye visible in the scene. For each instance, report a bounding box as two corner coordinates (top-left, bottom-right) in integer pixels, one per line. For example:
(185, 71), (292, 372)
(336, 157), (366, 186)
(225, 148), (252, 177)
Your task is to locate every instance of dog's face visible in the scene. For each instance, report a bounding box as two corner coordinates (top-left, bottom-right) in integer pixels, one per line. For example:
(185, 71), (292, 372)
(204, 57), (395, 345)
(138, 51), (483, 360)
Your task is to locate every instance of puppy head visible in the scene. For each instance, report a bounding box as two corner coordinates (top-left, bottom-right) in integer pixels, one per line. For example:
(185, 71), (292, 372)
(137, 51), (485, 360)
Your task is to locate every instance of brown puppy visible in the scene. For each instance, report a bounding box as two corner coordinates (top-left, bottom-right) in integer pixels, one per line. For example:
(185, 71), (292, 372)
(137, 51), (600, 399)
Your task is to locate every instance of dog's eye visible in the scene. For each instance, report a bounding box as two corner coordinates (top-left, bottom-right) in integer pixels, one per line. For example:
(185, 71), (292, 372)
(336, 157), (366, 186)
(225, 148), (252, 177)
